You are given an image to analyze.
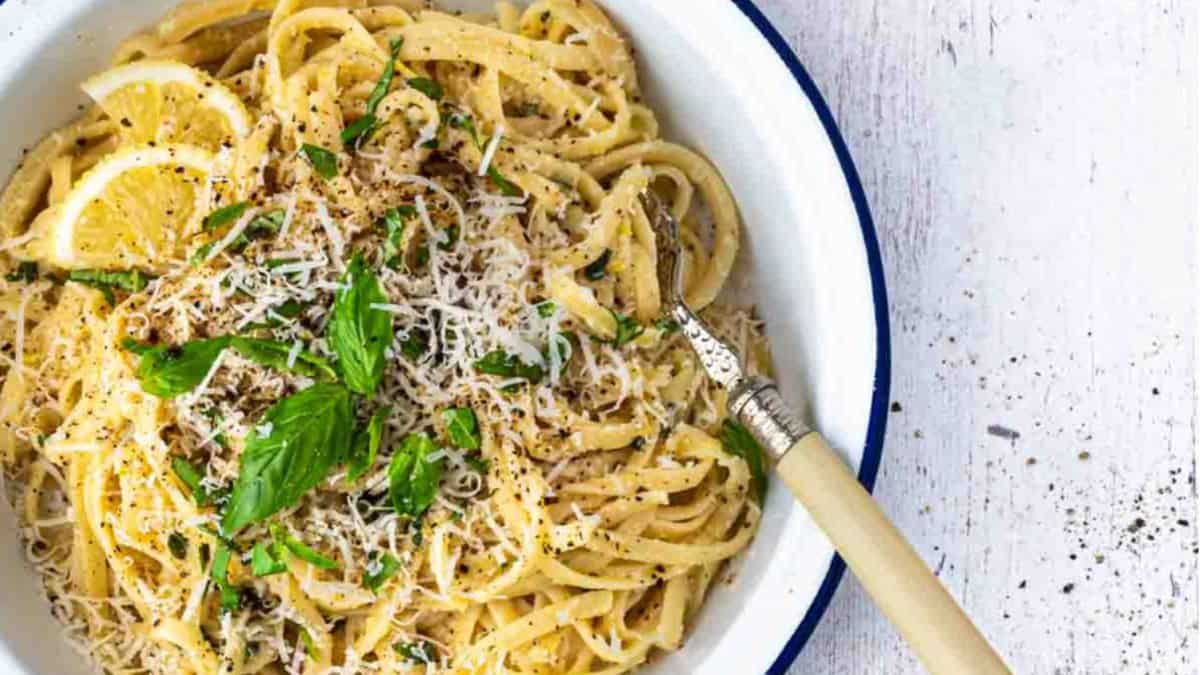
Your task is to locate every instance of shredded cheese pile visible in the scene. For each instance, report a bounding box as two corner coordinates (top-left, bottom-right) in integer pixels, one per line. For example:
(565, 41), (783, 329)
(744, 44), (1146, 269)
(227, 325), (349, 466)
(0, 1), (772, 673)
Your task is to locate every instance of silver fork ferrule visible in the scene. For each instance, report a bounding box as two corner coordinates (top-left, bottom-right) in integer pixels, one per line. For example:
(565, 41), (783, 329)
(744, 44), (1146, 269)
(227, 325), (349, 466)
(730, 376), (812, 462)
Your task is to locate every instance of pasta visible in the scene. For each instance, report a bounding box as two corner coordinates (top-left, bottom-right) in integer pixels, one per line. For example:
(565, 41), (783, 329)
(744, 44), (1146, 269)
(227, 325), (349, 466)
(0, 1), (772, 673)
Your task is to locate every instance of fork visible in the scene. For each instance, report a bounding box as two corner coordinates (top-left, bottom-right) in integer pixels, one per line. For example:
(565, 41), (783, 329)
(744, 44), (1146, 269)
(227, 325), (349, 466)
(640, 192), (1010, 675)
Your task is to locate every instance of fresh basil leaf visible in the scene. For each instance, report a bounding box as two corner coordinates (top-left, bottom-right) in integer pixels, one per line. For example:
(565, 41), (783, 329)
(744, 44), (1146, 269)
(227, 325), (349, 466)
(442, 407), (480, 450)
(394, 641), (434, 664)
(719, 420), (768, 505)
(655, 318), (681, 335)
(300, 144), (338, 179)
(536, 301), (557, 318)
(69, 269), (153, 305)
(5, 261), (37, 283)
(220, 383), (354, 534)
(363, 552), (401, 592)
(388, 433), (442, 518)
(267, 257), (299, 270)
(230, 337), (337, 381)
(407, 77), (443, 101)
(608, 310), (644, 347)
(167, 532), (188, 560)
(340, 114), (377, 147)
(234, 209), (286, 249)
(486, 165), (521, 197)
(399, 328), (428, 361)
(251, 540), (288, 576)
(120, 336), (155, 356)
(464, 455), (489, 474)
(367, 39), (404, 112)
(172, 456), (226, 507)
(447, 113), (481, 148)
(211, 541), (240, 612)
(280, 531), (339, 570)
(583, 249), (611, 281)
(124, 336), (230, 399)
(347, 406), (390, 482)
(379, 206), (413, 268)
(328, 253), (393, 398)
(342, 39), (403, 146)
(275, 300), (305, 319)
(202, 407), (230, 450)
(203, 202), (249, 231)
(437, 224), (459, 251)
(473, 350), (543, 383)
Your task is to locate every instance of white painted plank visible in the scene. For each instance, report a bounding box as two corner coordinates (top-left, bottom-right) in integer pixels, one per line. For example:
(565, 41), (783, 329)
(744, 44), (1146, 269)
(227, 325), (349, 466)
(750, 1), (1198, 673)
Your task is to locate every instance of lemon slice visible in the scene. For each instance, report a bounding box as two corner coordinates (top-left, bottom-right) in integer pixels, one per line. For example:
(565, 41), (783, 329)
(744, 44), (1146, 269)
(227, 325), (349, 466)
(37, 144), (214, 270)
(82, 60), (251, 150)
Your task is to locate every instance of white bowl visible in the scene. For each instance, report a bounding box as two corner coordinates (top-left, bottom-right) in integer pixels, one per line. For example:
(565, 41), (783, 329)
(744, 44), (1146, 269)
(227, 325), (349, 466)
(0, 1), (890, 673)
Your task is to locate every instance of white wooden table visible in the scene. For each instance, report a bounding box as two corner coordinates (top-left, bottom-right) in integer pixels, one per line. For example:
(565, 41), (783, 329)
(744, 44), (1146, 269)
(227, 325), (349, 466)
(753, 1), (1198, 673)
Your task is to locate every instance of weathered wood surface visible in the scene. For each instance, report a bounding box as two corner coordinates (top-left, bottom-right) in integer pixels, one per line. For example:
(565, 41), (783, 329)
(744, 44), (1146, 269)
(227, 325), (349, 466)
(753, 1), (1198, 673)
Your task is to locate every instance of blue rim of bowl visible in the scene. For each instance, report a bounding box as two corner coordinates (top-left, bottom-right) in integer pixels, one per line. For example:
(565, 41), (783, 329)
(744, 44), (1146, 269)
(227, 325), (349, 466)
(725, 1), (893, 673)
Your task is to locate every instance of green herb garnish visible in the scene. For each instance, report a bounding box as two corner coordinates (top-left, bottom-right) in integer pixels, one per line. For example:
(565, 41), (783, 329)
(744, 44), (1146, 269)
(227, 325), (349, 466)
(583, 250), (611, 281)
(655, 318), (681, 335)
(328, 253), (393, 398)
(340, 115), (376, 147)
(388, 433), (442, 518)
(437, 224), (459, 251)
(278, 529), (339, 570)
(442, 407), (481, 450)
(211, 541), (240, 612)
(172, 456), (226, 507)
(379, 206), (414, 268)
(203, 202), (249, 231)
(472, 350), (543, 383)
(122, 336), (230, 398)
(447, 113), (481, 147)
(342, 39), (404, 146)
(347, 406), (390, 482)
(300, 143), (339, 179)
(399, 327), (428, 361)
(719, 420), (768, 505)
(486, 165), (521, 197)
(5, 261), (37, 283)
(608, 310), (644, 347)
(363, 552), (401, 592)
(230, 337), (337, 381)
(167, 532), (188, 560)
(250, 540), (288, 576)
(536, 301), (557, 318)
(220, 383), (354, 534)
(394, 641), (434, 664)
(407, 77), (443, 101)
(465, 455), (489, 474)
(69, 269), (153, 305)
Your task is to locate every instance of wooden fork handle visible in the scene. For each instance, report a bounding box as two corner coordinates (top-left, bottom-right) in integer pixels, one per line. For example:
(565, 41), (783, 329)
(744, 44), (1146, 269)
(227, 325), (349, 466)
(776, 432), (1011, 675)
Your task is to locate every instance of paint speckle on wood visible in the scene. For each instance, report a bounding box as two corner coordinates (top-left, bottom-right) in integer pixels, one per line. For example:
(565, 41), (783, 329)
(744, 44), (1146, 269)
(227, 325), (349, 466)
(753, 1), (1198, 673)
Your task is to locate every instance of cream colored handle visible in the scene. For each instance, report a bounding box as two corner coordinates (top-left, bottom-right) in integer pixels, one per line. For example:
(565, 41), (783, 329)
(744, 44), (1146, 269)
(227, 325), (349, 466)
(777, 433), (1010, 675)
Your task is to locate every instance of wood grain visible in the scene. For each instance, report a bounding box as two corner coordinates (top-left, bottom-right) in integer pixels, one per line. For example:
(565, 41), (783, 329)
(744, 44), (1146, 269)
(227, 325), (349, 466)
(749, 1), (1199, 673)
